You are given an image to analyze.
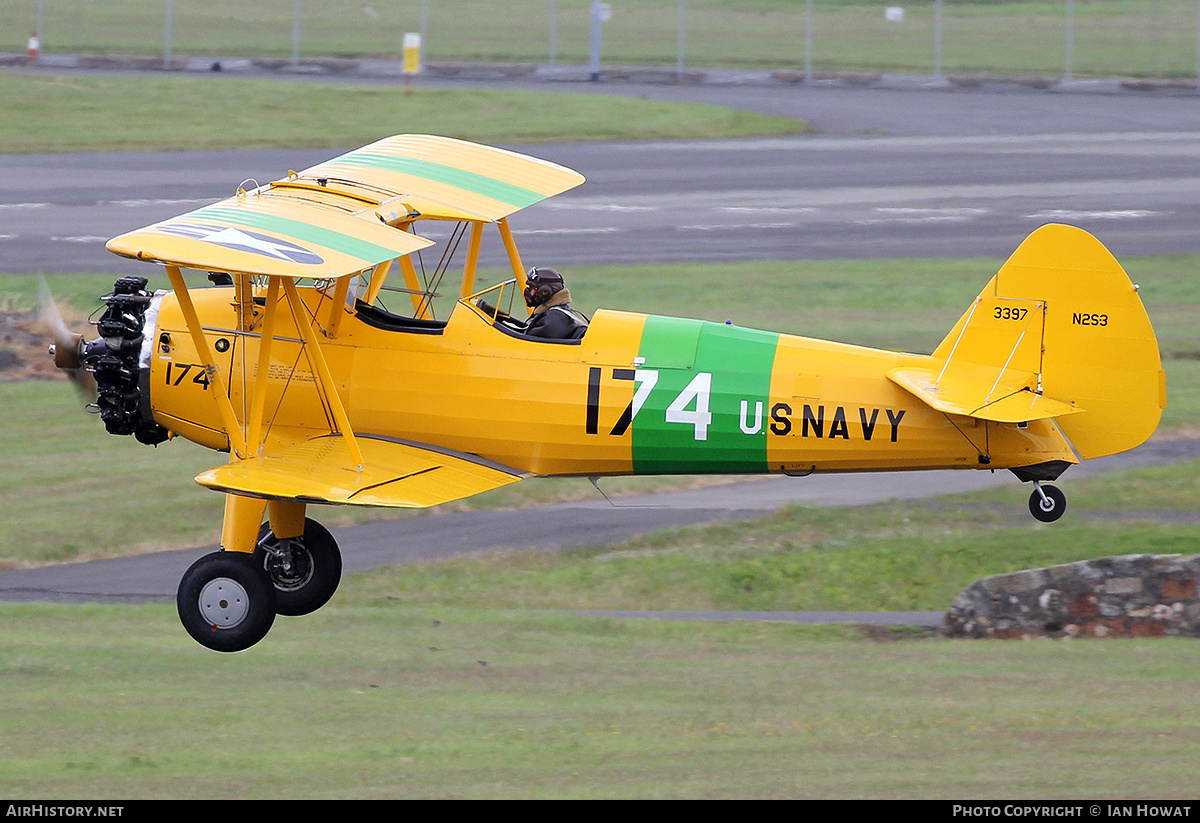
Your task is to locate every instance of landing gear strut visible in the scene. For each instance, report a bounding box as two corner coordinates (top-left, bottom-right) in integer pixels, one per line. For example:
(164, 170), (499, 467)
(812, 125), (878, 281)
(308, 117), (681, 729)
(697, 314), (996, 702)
(176, 499), (342, 651)
(1028, 482), (1067, 523)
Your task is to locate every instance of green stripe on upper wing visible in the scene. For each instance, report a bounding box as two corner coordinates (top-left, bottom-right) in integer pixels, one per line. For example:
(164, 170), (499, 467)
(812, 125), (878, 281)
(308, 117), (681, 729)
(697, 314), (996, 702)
(334, 152), (546, 209)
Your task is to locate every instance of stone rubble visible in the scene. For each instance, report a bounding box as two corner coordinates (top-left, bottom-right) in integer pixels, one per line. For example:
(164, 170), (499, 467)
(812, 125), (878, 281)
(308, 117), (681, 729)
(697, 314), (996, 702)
(942, 554), (1200, 639)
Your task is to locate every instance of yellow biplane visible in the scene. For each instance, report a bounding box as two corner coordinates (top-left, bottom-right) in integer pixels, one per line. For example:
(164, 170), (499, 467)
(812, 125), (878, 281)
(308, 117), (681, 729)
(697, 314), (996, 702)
(45, 135), (1165, 652)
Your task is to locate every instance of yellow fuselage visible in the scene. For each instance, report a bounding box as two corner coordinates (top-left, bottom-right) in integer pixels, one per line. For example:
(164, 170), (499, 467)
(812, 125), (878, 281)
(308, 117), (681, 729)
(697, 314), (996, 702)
(148, 285), (1076, 479)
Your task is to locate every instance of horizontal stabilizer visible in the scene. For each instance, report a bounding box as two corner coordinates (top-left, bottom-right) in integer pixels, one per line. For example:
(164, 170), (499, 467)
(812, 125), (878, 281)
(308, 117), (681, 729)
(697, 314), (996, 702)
(196, 435), (523, 508)
(887, 365), (1083, 423)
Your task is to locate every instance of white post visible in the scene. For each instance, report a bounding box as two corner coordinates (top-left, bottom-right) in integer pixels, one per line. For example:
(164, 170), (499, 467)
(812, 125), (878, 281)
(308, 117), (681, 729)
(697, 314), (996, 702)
(1064, 0), (1075, 80)
(164, 0), (174, 69)
(588, 0), (603, 81)
(420, 0), (428, 59)
(934, 0), (944, 81)
(292, 0), (301, 68)
(676, 0), (685, 77)
(403, 31), (422, 90)
(1194, 0), (1200, 92)
(804, 0), (813, 84)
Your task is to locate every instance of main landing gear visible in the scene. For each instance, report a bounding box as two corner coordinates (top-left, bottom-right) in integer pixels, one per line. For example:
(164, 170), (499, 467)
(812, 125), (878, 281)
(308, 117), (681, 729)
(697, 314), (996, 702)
(177, 551), (278, 653)
(177, 499), (342, 652)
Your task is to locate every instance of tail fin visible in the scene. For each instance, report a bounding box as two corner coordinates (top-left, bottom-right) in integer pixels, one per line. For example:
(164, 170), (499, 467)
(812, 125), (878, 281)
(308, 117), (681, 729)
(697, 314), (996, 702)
(889, 224), (1165, 459)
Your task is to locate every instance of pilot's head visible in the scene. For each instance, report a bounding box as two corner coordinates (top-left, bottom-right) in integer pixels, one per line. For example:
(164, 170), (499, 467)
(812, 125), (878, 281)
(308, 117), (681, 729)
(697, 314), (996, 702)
(524, 267), (565, 308)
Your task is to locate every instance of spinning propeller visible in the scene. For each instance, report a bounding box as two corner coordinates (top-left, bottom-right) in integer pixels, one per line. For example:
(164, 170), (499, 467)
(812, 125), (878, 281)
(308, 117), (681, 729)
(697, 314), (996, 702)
(38, 277), (98, 399)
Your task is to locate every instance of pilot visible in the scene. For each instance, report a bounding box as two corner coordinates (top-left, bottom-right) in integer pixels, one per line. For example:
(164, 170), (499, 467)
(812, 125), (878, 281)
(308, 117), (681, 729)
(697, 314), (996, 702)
(521, 267), (589, 340)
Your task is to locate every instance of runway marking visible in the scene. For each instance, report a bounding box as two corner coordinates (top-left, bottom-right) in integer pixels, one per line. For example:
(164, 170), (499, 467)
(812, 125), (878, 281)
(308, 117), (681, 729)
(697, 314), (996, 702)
(511, 227), (621, 235)
(1026, 209), (1161, 220)
(720, 206), (817, 214)
(2, 198), (215, 211)
(856, 206), (989, 225)
(50, 235), (108, 243)
(544, 203), (655, 212)
(100, 198), (220, 208)
(855, 215), (975, 225)
(605, 132), (1200, 156)
(874, 207), (991, 216)
(679, 222), (796, 231)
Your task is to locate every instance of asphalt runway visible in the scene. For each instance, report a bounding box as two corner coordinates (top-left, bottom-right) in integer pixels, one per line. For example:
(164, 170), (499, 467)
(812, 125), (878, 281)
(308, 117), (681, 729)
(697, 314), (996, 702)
(2, 71), (1199, 272)
(1, 70), (1196, 619)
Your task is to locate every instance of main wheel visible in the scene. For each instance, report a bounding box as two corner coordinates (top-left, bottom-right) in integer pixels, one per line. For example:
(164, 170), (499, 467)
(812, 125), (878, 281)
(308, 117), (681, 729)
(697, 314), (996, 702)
(1028, 484), (1067, 523)
(177, 551), (276, 652)
(254, 518), (342, 617)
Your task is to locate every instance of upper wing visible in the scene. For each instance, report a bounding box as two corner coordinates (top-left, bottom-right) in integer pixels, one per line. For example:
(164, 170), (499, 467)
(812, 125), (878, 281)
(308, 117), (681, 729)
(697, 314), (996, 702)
(105, 195), (435, 279)
(196, 435), (524, 508)
(298, 134), (586, 223)
(106, 134), (586, 279)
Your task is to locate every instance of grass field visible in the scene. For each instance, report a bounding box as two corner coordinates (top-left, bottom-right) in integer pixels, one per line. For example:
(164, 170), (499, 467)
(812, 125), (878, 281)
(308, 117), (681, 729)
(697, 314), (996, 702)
(4, 0), (1198, 79)
(2, 602), (1199, 799)
(0, 73), (805, 153)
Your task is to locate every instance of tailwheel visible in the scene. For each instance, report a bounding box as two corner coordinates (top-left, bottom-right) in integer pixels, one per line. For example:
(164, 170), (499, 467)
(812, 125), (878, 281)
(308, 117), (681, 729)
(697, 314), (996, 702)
(254, 518), (342, 617)
(1028, 482), (1067, 523)
(177, 551), (277, 652)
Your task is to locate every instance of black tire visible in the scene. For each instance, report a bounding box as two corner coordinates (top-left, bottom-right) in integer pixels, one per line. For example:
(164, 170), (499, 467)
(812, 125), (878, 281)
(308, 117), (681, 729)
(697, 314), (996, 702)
(1028, 484), (1067, 523)
(253, 518), (342, 617)
(177, 551), (276, 652)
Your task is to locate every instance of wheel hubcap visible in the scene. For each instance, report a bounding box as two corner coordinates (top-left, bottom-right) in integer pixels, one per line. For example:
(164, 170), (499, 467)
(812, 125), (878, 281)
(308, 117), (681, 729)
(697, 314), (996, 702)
(198, 577), (250, 629)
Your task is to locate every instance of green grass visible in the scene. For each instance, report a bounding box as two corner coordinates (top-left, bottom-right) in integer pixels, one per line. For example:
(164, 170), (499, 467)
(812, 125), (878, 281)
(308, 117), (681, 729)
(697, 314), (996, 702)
(0, 73), (806, 153)
(2, 602), (1200, 798)
(4, 259), (1200, 798)
(5, 0), (1197, 78)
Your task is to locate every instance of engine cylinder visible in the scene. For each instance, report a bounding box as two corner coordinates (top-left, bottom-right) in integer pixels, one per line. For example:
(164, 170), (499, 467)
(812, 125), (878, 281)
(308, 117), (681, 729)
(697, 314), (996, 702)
(85, 277), (170, 445)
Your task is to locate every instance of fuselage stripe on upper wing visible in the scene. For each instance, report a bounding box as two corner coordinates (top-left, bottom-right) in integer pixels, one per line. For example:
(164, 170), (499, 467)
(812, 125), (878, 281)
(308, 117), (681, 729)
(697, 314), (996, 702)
(185, 205), (413, 266)
(332, 152), (547, 209)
